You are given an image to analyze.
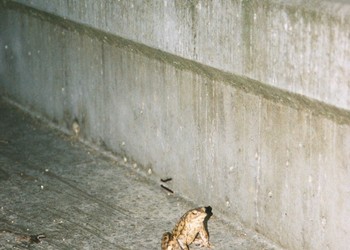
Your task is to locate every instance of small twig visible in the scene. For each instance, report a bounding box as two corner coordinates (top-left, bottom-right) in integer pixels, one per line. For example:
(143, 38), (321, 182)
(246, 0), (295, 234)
(160, 184), (174, 193)
(160, 178), (172, 183)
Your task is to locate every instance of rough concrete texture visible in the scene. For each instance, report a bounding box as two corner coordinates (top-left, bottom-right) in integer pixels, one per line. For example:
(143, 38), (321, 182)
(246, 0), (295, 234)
(5, 0), (350, 110)
(1, 1), (350, 250)
(0, 100), (282, 249)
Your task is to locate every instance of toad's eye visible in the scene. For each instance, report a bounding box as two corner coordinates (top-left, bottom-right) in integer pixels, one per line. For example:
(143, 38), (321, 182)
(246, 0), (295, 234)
(192, 210), (198, 215)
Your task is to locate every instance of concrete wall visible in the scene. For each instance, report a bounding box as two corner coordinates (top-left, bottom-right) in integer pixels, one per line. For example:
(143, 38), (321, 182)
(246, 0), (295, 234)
(1, 1), (350, 249)
(6, 0), (350, 110)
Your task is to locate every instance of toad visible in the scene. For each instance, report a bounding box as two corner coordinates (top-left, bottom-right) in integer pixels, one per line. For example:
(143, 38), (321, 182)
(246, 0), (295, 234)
(161, 206), (212, 250)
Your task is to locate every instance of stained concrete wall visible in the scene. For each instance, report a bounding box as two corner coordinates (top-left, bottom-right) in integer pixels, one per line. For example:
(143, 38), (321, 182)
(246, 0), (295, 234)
(6, 0), (350, 111)
(1, 1), (350, 249)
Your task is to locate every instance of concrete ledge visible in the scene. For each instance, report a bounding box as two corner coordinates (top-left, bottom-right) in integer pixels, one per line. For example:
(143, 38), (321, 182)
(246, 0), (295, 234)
(5, 0), (350, 111)
(1, 1), (350, 125)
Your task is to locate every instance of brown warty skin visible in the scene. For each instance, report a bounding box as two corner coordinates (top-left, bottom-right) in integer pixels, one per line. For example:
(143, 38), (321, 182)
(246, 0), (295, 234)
(161, 206), (212, 250)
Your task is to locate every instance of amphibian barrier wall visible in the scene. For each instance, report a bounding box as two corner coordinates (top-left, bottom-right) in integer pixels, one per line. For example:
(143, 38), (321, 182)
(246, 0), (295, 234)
(1, 1), (349, 249)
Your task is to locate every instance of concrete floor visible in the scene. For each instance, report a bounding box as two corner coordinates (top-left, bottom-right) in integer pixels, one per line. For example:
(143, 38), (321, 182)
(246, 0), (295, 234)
(0, 99), (282, 249)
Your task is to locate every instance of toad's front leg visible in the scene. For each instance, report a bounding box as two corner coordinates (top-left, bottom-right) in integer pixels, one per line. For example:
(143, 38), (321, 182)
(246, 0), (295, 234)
(197, 227), (211, 248)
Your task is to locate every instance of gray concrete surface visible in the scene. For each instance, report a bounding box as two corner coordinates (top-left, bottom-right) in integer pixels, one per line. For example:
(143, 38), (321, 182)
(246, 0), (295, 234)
(1, 1), (350, 250)
(5, 0), (350, 110)
(0, 100), (282, 249)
